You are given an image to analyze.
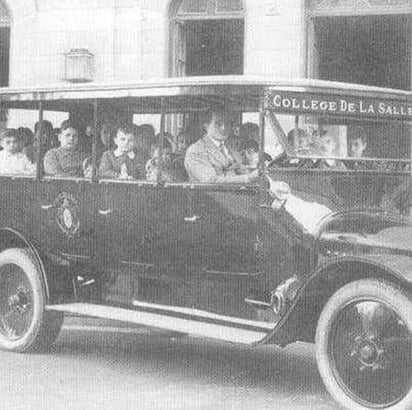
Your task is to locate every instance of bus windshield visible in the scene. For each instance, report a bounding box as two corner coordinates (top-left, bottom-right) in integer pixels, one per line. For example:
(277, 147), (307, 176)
(264, 91), (412, 217)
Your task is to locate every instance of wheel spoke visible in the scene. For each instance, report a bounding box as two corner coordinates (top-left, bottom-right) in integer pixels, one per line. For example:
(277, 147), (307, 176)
(330, 300), (412, 407)
(0, 264), (34, 342)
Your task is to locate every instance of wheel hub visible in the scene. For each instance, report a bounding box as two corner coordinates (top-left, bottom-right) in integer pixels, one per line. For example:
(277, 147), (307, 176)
(351, 336), (387, 372)
(359, 344), (377, 364)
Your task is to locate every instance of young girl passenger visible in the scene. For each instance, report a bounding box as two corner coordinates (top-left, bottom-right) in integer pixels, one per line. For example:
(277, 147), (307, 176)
(99, 124), (144, 180)
(0, 129), (36, 176)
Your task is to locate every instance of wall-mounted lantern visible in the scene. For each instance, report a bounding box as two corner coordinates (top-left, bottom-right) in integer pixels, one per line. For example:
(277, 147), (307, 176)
(64, 48), (95, 83)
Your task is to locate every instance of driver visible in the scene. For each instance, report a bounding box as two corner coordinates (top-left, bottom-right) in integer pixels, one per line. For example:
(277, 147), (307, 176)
(184, 110), (258, 184)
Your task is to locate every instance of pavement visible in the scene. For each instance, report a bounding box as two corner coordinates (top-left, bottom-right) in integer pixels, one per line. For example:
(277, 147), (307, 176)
(0, 316), (337, 410)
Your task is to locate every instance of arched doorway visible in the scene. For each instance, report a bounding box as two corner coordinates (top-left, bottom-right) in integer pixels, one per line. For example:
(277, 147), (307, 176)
(0, 0), (11, 87)
(307, 0), (412, 90)
(169, 0), (244, 77)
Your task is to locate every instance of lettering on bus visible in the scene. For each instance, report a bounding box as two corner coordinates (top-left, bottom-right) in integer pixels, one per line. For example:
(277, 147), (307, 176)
(266, 92), (412, 119)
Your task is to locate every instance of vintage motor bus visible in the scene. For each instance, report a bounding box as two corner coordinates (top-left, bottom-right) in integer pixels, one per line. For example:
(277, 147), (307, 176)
(0, 77), (411, 409)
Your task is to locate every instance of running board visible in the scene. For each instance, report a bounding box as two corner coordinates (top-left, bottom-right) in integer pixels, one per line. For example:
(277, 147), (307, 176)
(47, 303), (272, 345)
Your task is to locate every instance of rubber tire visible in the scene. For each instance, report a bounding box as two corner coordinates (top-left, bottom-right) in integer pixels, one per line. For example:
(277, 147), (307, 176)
(0, 248), (63, 353)
(316, 279), (412, 410)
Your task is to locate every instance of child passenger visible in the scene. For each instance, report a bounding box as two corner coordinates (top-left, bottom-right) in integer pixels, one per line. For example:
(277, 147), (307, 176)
(349, 127), (368, 159)
(241, 139), (259, 169)
(287, 128), (320, 157)
(0, 129), (36, 175)
(319, 131), (346, 170)
(348, 127), (370, 170)
(175, 131), (190, 156)
(99, 124), (145, 180)
(44, 120), (89, 177)
(145, 139), (187, 183)
(146, 141), (172, 182)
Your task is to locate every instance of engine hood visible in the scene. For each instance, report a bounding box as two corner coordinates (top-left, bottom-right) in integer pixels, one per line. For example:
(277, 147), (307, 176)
(317, 210), (412, 257)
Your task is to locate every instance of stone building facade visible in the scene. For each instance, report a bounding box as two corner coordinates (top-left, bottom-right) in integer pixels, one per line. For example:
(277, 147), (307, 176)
(0, 0), (411, 90)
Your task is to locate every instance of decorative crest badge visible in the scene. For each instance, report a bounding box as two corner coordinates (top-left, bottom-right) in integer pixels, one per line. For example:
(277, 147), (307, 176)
(54, 192), (81, 238)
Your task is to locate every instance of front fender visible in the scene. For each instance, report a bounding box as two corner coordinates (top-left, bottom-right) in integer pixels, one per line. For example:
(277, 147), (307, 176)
(0, 228), (75, 304)
(261, 254), (412, 346)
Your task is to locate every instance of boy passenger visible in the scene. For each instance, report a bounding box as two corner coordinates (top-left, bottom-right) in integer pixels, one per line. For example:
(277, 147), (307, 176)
(175, 131), (190, 156)
(99, 124), (145, 180)
(342, 126), (372, 171)
(240, 139), (259, 170)
(287, 128), (320, 157)
(24, 120), (53, 163)
(318, 131), (346, 170)
(17, 127), (34, 154)
(349, 127), (368, 159)
(44, 120), (90, 177)
(145, 138), (187, 183)
(0, 129), (36, 176)
(184, 110), (258, 184)
(348, 126), (370, 169)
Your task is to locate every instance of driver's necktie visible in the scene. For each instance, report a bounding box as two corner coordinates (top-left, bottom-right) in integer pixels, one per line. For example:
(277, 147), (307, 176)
(218, 142), (234, 166)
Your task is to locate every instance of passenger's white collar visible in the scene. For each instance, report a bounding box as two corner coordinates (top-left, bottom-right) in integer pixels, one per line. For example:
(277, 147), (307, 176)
(0, 150), (16, 157)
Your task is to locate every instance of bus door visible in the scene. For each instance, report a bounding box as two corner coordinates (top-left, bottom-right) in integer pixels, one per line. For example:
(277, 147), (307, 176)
(190, 184), (260, 317)
(93, 181), (156, 304)
(94, 180), (195, 307)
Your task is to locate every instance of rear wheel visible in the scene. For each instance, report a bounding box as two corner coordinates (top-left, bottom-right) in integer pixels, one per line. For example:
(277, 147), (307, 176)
(0, 248), (63, 353)
(316, 279), (412, 410)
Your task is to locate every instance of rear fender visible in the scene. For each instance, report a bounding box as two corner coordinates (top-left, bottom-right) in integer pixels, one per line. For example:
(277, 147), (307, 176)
(262, 255), (412, 346)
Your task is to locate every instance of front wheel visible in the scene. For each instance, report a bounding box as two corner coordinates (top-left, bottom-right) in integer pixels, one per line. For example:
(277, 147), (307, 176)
(0, 248), (63, 353)
(316, 279), (412, 410)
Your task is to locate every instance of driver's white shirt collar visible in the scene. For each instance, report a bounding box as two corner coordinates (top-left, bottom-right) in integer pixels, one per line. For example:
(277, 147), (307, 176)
(209, 135), (226, 148)
(113, 149), (135, 159)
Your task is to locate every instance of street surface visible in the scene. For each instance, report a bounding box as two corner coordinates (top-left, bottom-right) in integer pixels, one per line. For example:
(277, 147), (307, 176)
(0, 317), (336, 410)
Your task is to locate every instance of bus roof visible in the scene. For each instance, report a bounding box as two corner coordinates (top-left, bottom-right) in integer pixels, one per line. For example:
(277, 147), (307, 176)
(0, 75), (411, 103)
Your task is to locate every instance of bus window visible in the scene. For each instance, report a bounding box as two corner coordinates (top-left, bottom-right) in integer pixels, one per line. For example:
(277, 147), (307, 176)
(7, 108), (68, 131)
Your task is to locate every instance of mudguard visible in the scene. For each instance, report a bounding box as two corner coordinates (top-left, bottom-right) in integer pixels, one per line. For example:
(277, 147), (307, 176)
(0, 227), (75, 304)
(262, 254), (412, 347)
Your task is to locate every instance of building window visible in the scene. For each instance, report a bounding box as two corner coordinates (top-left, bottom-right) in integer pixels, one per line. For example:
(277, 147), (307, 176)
(170, 0), (244, 77)
(177, 0), (243, 18)
(307, 1), (412, 90)
(309, 0), (412, 16)
(0, 0), (11, 87)
(216, 0), (243, 13)
(178, 0), (208, 15)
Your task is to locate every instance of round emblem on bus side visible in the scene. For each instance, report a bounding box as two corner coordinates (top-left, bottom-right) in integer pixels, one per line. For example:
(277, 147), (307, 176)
(62, 208), (73, 229)
(54, 193), (80, 237)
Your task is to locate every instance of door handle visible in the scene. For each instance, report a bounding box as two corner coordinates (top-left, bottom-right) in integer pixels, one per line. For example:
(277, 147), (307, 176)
(98, 209), (113, 216)
(184, 215), (200, 222)
(41, 204), (53, 210)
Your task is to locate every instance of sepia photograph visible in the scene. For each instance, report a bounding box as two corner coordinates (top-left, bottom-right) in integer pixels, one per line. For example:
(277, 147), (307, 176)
(0, 1), (411, 409)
